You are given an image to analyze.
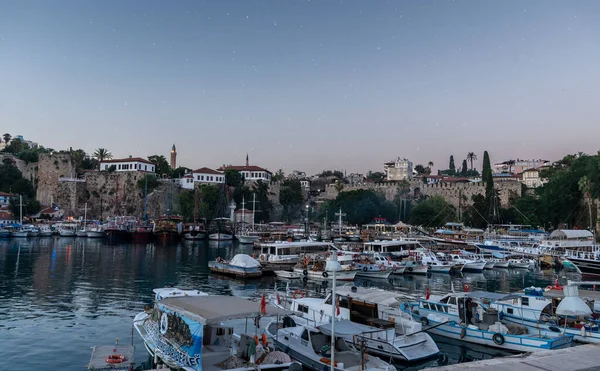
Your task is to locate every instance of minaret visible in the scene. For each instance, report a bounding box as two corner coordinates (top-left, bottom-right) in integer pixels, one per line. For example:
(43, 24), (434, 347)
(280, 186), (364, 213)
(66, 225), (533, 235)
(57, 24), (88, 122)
(245, 153), (249, 166)
(170, 144), (177, 169)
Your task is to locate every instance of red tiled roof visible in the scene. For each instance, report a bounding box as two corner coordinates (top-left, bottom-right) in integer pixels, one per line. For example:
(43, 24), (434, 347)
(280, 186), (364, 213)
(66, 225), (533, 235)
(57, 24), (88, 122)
(192, 167), (223, 175)
(0, 213), (15, 220)
(218, 165), (271, 173)
(100, 157), (154, 165)
(0, 191), (15, 197)
(40, 207), (58, 214)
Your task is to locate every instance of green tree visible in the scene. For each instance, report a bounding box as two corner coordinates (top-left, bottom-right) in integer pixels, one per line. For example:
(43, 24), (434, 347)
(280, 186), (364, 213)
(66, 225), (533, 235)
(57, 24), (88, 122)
(224, 169), (244, 188)
(271, 169), (285, 182)
(414, 164), (426, 175)
(467, 152), (477, 170)
(196, 184), (222, 220)
(461, 159), (468, 176)
(10, 195), (41, 217)
(482, 151), (492, 183)
(177, 190), (195, 222)
(148, 155), (170, 176)
(318, 189), (396, 225)
(366, 171), (386, 182)
(93, 148), (113, 162)
(280, 179), (304, 222)
(409, 196), (456, 227)
(463, 194), (488, 228)
(448, 155), (456, 175)
(170, 166), (191, 179)
(319, 170), (345, 179)
(3, 138), (27, 154)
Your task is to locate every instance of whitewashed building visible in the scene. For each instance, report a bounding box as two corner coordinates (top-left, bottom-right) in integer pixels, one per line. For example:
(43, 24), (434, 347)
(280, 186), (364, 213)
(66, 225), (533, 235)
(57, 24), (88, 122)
(384, 157), (413, 181)
(180, 174), (195, 189)
(100, 156), (155, 172)
(521, 167), (548, 188)
(218, 165), (272, 182)
(192, 167), (225, 185)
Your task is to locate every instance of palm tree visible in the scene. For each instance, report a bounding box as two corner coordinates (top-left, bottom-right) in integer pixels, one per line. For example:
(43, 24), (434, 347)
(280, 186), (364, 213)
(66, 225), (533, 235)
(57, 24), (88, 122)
(3, 133), (11, 144)
(466, 152), (477, 170)
(93, 148), (112, 162)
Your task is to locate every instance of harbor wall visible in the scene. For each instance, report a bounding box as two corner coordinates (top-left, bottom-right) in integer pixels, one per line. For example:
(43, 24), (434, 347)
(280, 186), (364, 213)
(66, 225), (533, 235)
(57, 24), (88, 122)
(34, 153), (180, 219)
(324, 179), (522, 208)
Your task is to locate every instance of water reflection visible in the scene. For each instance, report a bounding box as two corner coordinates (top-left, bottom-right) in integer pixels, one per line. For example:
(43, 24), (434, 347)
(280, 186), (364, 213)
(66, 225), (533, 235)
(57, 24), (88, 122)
(0, 237), (575, 371)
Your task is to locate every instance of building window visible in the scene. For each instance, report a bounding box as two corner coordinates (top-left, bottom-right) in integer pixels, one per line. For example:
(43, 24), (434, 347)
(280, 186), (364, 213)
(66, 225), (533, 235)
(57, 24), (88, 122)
(145, 165), (147, 171)
(118, 164), (121, 170)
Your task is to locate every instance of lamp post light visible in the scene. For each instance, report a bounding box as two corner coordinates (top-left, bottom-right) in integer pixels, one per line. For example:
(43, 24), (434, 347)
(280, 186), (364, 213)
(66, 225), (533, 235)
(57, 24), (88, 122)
(325, 252), (342, 370)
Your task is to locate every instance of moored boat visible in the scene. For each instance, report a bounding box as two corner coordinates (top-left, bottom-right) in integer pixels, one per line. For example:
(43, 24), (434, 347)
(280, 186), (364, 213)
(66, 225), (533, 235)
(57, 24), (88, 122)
(208, 217), (234, 240)
(274, 270), (302, 279)
(209, 254), (263, 278)
(133, 288), (298, 371)
(154, 215), (183, 241)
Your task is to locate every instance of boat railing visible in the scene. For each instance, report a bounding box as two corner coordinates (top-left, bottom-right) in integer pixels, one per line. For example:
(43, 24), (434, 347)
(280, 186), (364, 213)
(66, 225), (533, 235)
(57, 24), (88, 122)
(565, 249), (600, 261)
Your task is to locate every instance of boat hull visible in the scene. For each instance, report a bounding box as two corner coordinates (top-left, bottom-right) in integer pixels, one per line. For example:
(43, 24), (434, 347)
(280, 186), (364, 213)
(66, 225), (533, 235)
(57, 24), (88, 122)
(566, 258), (600, 276)
(39, 231), (53, 237)
(274, 271), (302, 279)
(76, 230), (87, 237)
(208, 233), (233, 241)
(237, 235), (260, 244)
(403, 265), (429, 275)
(208, 261), (262, 277)
(12, 231), (30, 238)
(428, 264), (453, 273)
(183, 232), (206, 240)
(462, 262), (487, 272)
(355, 269), (392, 279)
(86, 231), (106, 238)
(293, 268), (357, 281)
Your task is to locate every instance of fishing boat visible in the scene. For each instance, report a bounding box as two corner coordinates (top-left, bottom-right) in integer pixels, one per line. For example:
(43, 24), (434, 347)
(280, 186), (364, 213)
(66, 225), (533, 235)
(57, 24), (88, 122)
(86, 224), (106, 238)
(266, 316), (394, 371)
(274, 271), (302, 279)
(77, 203), (89, 237)
(38, 225), (54, 237)
(183, 222), (207, 241)
(508, 258), (533, 269)
(154, 215), (183, 242)
(405, 291), (573, 352)
(209, 254), (263, 278)
(338, 252), (391, 279)
(293, 259), (357, 282)
(272, 287), (439, 362)
(133, 288), (298, 371)
(564, 246), (600, 276)
(58, 223), (78, 237)
(491, 285), (600, 343)
(104, 216), (136, 241)
(445, 253), (486, 272)
(414, 249), (453, 273)
(208, 217), (234, 240)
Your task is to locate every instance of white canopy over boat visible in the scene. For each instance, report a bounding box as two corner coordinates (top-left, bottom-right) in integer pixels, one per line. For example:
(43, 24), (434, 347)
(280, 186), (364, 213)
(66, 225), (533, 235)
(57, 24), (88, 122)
(336, 286), (415, 307)
(556, 285), (592, 316)
(230, 254), (261, 268)
(549, 229), (593, 239)
(159, 295), (291, 325)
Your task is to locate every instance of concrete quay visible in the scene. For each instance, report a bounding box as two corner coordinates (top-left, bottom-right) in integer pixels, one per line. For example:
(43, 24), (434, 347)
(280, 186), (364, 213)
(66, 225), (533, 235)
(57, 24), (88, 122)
(423, 344), (600, 371)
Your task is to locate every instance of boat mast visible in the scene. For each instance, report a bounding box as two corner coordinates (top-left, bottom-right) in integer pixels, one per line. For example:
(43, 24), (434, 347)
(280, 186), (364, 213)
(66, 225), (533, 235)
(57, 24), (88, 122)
(83, 202), (87, 229)
(241, 196), (246, 231)
(252, 193), (256, 232)
(19, 195), (23, 225)
(335, 208), (346, 237)
(193, 186), (198, 223)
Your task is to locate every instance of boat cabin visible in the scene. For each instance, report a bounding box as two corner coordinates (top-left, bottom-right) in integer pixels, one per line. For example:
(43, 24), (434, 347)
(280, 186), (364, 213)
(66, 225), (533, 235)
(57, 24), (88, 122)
(362, 240), (421, 255)
(259, 241), (331, 262)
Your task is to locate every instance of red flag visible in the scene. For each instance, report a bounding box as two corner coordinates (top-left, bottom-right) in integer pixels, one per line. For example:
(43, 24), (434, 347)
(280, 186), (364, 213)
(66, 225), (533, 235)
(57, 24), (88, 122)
(465, 284), (470, 292)
(260, 293), (267, 315)
(276, 293), (281, 305)
(594, 284), (597, 291)
(555, 275), (559, 288)
(425, 286), (430, 300)
(336, 296), (341, 316)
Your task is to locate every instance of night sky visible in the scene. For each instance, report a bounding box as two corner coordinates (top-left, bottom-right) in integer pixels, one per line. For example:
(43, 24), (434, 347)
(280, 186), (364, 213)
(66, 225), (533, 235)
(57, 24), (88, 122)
(1, 1), (599, 173)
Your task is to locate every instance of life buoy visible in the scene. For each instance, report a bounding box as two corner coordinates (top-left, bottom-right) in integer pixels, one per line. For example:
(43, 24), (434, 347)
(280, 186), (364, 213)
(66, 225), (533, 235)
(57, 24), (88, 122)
(322, 271), (329, 278)
(460, 328), (466, 339)
(302, 276), (308, 283)
(363, 267), (368, 272)
(303, 269), (308, 276)
(420, 316), (429, 326)
(408, 267), (413, 272)
(492, 333), (505, 345)
(293, 290), (305, 299)
(160, 313), (168, 335)
(105, 354), (126, 364)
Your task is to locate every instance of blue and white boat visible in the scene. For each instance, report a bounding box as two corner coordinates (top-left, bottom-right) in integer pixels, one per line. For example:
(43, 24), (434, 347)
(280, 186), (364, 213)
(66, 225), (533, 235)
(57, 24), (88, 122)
(134, 288), (299, 371)
(405, 291), (573, 352)
(209, 254), (262, 278)
(491, 286), (600, 344)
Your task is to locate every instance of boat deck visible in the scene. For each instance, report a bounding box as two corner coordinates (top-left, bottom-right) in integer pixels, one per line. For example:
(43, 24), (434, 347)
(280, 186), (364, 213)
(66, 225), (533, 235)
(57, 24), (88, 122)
(424, 343), (600, 371)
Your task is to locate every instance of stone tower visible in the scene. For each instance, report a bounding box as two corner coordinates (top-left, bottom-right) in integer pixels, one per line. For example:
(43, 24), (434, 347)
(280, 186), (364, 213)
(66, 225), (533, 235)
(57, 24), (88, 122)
(170, 144), (177, 169)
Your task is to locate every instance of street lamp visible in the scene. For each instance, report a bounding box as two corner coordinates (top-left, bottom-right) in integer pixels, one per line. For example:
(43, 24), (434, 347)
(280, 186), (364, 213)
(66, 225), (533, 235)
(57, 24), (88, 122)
(305, 204), (310, 239)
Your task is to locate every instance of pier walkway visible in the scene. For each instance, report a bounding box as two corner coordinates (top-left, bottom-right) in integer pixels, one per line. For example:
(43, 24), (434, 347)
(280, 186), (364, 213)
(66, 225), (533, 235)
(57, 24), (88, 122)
(424, 344), (600, 371)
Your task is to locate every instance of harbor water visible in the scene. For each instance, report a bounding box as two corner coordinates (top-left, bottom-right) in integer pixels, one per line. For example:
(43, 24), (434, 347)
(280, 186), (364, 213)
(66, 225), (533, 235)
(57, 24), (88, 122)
(0, 238), (572, 370)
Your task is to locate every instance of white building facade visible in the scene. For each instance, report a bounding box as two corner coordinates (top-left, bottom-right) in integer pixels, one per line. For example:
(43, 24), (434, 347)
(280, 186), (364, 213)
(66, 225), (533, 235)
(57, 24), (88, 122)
(384, 158), (413, 181)
(218, 165), (272, 182)
(192, 167), (225, 185)
(521, 167), (548, 188)
(100, 157), (155, 172)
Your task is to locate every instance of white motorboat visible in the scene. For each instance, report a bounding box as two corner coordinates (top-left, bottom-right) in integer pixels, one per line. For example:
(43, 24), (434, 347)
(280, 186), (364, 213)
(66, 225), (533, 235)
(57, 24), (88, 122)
(402, 260), (429, 275)
(86, 226), (106, 238)
(209, 254), (263, 278)
(415, 249), (454, 273)
(11, 228), (30, 238)
(446, 253), (486, 272)
(274, 271), (302, 279)
(337, 252), (391, 279)
(266, 316), (395, 371)
(406, 291), (573, 352)
(294, 266), (357, 281)
(77, 229), (88, 237)
(272, 287), (439, 362)
(509, 259), (533, 269)
(38, 225), (54, 237)
(134, 288), (299, 371)
(237, 233), (260, 244)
